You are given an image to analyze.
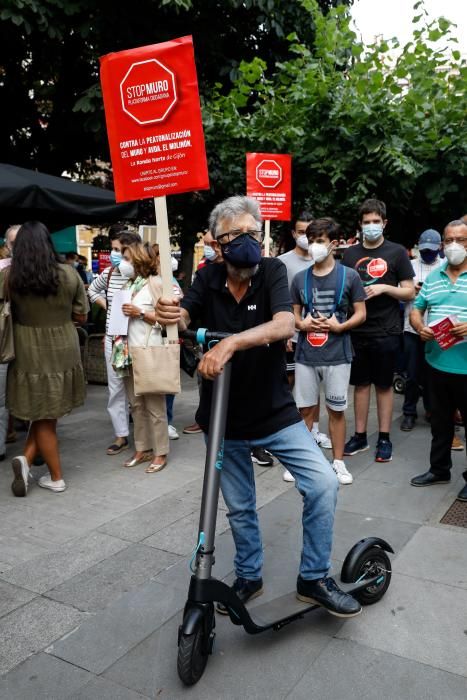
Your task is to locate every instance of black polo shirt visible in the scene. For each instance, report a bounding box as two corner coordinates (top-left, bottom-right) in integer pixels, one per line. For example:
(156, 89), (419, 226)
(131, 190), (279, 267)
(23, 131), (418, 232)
(181, 258), (301, 439)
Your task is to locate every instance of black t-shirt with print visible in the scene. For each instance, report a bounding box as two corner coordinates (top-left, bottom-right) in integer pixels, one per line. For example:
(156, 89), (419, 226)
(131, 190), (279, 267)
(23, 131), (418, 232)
(342, 240), (414, 337)
(181, 258), (301, 439)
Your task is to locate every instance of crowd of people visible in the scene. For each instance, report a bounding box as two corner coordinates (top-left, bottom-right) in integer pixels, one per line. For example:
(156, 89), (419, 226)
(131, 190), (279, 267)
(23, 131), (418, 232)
(0, 195), (466, 617)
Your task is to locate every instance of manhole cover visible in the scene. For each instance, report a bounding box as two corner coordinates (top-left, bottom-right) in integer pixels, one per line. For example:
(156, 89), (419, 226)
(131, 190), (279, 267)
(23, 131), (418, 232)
(440, 499), (467, 528)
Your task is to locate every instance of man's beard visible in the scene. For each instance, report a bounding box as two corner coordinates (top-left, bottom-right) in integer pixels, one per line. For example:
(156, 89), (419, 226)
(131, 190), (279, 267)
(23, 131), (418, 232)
(225, 262), (259, 281)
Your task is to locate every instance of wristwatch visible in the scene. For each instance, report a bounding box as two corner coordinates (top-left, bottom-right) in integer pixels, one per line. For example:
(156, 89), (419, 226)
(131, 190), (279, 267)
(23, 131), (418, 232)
(138, 309), (145, 321)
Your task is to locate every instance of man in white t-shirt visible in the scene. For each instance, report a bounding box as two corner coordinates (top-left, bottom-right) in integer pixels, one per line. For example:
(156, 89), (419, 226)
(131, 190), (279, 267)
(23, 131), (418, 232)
(401, 229), (442, 431)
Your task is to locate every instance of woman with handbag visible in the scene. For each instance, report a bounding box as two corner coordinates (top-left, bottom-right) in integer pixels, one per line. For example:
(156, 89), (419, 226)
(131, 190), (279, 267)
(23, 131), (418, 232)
(112, 242), (170, 473)
(1, 221), (88, 496)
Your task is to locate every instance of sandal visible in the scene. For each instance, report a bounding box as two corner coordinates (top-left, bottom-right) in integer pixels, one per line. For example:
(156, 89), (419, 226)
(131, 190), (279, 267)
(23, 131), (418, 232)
(145, 458), (168, 474)
(107, 438), (129, 456)
(123, 450), (153, 468)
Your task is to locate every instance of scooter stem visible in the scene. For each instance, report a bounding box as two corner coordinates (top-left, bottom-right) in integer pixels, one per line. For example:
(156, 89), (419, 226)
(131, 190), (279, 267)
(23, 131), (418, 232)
(195, 362), (232, 580)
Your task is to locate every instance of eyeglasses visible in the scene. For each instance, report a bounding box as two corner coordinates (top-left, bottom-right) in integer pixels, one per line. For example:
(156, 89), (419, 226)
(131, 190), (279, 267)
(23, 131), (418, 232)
(444, 237), (467, 245)
(217, 229), (262, 245)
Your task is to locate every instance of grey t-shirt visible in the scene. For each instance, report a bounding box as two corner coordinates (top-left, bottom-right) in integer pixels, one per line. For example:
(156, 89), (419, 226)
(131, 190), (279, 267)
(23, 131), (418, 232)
(278, 249), (312, 343)
(290, 262), (366, 366)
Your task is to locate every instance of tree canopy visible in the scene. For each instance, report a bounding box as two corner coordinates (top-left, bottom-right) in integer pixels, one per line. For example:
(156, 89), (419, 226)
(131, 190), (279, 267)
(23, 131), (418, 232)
(203, 0), (467, 242)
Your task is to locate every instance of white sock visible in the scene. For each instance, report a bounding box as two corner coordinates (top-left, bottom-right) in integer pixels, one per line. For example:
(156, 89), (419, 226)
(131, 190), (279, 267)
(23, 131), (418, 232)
(312, 422), (319, 434)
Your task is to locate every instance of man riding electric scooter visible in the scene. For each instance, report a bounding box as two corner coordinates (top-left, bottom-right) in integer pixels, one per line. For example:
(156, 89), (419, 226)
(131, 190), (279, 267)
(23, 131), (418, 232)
(155, 195), (361, 620)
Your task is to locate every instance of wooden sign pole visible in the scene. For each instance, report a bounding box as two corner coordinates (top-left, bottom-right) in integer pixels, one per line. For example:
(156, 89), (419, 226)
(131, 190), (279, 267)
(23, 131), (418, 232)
(264, 219), (271, 257)
(154, 196), (178, 343)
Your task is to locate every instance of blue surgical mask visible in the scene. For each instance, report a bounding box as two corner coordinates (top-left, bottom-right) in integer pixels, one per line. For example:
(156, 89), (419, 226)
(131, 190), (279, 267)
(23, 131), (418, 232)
(362, 223), (384, 241)
(204, 245), (216, 261)
(110, 250), (122, 266)
(220, 234), (262, 269)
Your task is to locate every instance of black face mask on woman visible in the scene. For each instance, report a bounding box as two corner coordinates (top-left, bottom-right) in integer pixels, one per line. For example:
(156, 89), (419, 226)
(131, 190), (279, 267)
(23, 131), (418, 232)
(419, 249), (439, 264)
(220, 234), (262, 268)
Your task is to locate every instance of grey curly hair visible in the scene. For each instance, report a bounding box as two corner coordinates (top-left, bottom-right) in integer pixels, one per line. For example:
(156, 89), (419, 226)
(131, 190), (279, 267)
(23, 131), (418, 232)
(209, 196), (262, 239)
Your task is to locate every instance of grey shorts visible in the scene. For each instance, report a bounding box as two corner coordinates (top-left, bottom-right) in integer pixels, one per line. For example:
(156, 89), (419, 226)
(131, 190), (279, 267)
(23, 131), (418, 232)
(294, 363), (351, 411)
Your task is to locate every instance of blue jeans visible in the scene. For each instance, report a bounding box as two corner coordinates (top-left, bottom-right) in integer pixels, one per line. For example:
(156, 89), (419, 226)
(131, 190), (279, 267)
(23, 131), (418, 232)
(165, 394), (175, 424)
(219, 420), (338, 581)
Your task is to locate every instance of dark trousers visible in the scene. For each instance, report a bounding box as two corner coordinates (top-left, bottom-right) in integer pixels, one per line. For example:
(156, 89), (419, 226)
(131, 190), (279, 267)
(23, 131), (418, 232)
(429, 366), (467, 481)
(402, 332), (431, 416)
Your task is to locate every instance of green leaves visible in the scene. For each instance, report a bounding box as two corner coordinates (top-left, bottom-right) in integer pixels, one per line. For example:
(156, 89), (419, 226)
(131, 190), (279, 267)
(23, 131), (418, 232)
(204, 0), (467, 238)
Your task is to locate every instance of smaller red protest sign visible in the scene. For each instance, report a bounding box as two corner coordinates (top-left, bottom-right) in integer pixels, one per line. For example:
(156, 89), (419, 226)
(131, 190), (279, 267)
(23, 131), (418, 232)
(100, 36), (209, 203)
(246, 153), (291, 221)
(98, 252), (111, 272)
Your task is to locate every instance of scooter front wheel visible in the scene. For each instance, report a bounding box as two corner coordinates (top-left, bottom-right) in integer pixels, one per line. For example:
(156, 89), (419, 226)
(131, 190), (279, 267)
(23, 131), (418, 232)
(177, 627), (207, 686)
(177, 606), (214, 686)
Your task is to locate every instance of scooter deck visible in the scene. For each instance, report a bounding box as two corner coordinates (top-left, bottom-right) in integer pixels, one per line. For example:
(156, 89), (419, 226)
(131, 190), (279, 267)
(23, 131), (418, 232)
(237, 580), (364, 629)
(248, 592), (319, 627)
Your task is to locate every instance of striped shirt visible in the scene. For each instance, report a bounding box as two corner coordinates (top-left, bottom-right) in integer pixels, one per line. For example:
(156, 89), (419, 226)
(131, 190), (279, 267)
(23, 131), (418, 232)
(88, 265), (126, 335)
(414, 262), (467, 374)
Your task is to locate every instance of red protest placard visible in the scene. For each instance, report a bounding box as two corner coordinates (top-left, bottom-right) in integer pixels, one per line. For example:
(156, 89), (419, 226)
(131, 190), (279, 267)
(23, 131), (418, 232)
(100, 36), (209, 203)
(246, 153), (292, 221)
(98, 252), (111, 273)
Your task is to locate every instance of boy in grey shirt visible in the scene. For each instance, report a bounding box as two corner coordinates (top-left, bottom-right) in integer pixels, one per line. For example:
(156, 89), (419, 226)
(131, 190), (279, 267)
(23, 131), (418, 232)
(291, 218), (366, 485)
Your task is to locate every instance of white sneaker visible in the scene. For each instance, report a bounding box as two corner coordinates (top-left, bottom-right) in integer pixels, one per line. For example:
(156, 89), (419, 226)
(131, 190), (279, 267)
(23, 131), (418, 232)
(283, 469), (295, 483)
(11, 456), (30, 497)
(38, 475), (66, 492)
(312, 431), (332, 449)
(332, 459), (353, 485)
(168, 425), (179, 440)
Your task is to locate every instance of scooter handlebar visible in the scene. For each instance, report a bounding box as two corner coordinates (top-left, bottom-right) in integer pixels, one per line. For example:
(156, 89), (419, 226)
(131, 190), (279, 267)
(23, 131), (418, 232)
(180, 328), (232, 344)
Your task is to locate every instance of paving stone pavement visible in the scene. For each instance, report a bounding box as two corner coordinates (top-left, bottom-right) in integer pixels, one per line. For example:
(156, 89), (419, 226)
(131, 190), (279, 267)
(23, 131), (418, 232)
(0, 376), (466, 699)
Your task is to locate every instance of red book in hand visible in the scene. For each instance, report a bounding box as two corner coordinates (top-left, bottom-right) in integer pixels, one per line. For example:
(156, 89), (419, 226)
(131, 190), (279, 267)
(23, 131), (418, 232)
(428, 315), (466, 350)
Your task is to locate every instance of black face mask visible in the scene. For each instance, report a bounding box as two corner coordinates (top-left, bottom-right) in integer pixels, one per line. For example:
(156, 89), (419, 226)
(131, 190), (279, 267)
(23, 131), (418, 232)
(220, 234), (262, 268)
(419, 249), (438, 264)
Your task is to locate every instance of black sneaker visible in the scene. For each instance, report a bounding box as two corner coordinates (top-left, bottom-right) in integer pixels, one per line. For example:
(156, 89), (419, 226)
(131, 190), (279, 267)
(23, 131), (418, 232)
(251, 447), (274, 466)
(401, 415), (416, 431)
(457, 483), (467, 501)
(343, 434), (369, 456)
(216, 577), (263, 615)
(296, 575), (362, 618)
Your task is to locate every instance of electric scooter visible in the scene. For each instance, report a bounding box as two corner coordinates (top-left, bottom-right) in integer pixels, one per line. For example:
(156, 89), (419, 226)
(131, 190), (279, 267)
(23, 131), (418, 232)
(177, 328), (393, 686)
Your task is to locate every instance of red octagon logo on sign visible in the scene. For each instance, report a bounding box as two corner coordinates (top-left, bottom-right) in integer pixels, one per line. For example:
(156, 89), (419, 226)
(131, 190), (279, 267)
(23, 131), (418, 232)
(256, 159), (282, 189)
(120, 59), (177, 125)
(367, 258), (388, 279)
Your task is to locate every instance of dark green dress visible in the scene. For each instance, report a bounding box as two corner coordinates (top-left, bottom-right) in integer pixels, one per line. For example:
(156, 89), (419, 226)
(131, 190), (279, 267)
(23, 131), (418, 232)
(6, 264), (88, 421)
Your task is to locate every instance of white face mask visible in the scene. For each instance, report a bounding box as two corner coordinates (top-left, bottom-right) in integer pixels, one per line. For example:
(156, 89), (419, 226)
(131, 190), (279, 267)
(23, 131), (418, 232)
(309, 242), (331, 263)
(119, 259), (135, 279)
(171, 256), (179, 272)
(444, 242), (467, 266)
(296, 234), (309, 251)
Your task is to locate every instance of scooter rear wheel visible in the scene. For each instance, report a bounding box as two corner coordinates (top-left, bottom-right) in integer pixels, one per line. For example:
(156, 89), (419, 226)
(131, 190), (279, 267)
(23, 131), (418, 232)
(347, 546), (392, 605)
(177, 622), (209, 686)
